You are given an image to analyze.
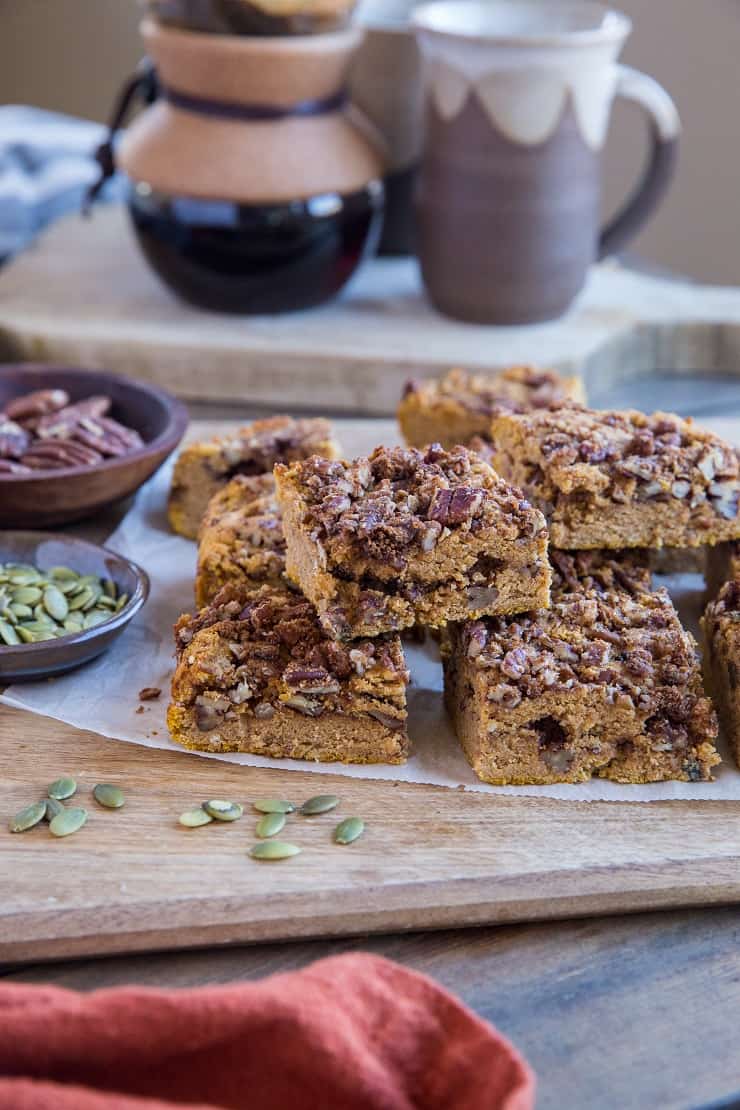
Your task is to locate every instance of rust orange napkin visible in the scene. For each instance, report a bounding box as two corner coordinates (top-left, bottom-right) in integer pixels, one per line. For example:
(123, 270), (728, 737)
(0, 953), (534, 1110)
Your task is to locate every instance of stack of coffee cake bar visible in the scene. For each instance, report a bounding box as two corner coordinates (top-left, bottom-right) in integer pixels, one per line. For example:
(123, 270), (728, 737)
(165, 366), (740, 786)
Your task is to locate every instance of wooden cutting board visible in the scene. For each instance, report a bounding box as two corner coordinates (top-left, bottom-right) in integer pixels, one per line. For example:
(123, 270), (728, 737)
(4, 415), (740, 965)
(5, 704), (740, 964)
(3, 207), (740, 414)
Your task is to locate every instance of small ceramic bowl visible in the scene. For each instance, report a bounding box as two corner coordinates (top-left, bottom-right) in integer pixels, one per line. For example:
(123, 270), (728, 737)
(0, 364), (189, 527)
(0, 532), (149, 682)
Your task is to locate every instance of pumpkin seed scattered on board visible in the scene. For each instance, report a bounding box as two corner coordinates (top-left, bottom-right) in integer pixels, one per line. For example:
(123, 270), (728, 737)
(44, 798), (65, 821)
(250, 841), (302, 861)
(9, 800), (47, 833)
(0, 563), (129, 644)
(203, 799), (243, 822)
(334, 817), (365, 845)
(47, 776), (77, 800)
(93, 783), (125, 809)
(49, 807), (88, 838)
(178, 807), (214, 828)
(299, 794), (340, 816)
(252, 798), (295, 815)
(255, 811), (287, 838)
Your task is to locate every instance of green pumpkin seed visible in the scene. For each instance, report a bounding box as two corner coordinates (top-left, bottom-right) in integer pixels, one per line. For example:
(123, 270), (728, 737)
(250, 841), (301, 861)
(84, 610), (109, 629)
(49, 566), (78, 580)
(0, 619), (20, 645)
(299, 794), (340, 816)
(49, 807), (87, 837)
(103, 577), (117, 599)
(334, 817), (365, 845)
(67, 587), (94, 611)
(9, 603), (33, 619)
(1, 607), (18, 625)
(16, 626), (41, 643)
(44, 798), (65, 821)
(115, 593), (129, 612)
(256, 812), (287, 838)
(10, 800), (47, 832)
(12, 586), (43, 606)
(8, 570), (40, 586)
(43, 585), (69, 621)
(178, 807), (213, 828)
(97, 595), (117, 610)
(84, 588), (102, 610)
(47, 776), (77, 800)
(203, 799), (243, 822)
(57, 577), (83, 595)
(22, 622), (56, 639)
(252, 798), (295, 814)
(63, 618), (84, 634)
(93, 783), (125, 809)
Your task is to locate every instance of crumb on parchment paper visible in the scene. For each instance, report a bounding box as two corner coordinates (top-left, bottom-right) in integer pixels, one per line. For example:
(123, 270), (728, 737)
(138, 687), (161, 701)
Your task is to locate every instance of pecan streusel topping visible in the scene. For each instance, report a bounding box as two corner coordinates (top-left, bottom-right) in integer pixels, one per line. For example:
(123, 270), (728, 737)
(214, 416), (335, 476)
(402, 366), (579, 417)
(706, 578), (740, 621)
(496, 407), (740, 520)
(549, 549), (652, 597)
(202, 474), (285, 556)
(175, 584), (409, 685)
(461, 585), (711, 739)
(280, 444), (543, 570)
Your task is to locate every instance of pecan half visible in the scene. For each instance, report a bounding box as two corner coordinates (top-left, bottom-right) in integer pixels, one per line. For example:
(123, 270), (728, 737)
(5, 389), (69, 421)
(20, 441), (102, 469)
(72, 415), (143, 457)
(36, 396), (111, 439)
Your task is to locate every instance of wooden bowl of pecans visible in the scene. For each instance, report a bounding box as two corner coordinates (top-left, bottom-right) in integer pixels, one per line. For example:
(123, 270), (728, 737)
(0, 365), (189, 527)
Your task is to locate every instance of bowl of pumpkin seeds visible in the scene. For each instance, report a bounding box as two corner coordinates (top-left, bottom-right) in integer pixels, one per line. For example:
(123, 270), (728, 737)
(0, 532), (149, 681)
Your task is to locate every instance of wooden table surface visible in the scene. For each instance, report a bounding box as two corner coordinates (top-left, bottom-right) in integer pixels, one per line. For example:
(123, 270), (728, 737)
(3, 906), (739, 1110)
(6, 397), (740, 1110)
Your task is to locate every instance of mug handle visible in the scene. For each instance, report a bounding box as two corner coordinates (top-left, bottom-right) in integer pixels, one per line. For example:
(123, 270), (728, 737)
(598, 65), (681, 260)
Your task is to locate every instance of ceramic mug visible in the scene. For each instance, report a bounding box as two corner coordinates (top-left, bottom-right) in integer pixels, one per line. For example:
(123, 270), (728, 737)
(412, 1), (680, 324)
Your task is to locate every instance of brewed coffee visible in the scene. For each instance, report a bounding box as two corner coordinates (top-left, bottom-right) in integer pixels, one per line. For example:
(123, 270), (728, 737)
(128, 182), (383, 313)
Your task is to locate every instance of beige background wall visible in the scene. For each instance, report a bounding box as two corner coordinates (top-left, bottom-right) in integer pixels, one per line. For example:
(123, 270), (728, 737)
(1, 0), (738, 284)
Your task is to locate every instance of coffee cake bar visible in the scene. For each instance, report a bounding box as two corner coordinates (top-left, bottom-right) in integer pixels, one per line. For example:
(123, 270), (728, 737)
(275, 444), (551, 639)
(195, 474), (285, 607)
(398, 366), (585, 450)
(702, 579), (740, 766)
(168, 584), (410, 763)
(491, 407), (740, 550)
(444, 550), (719, 785)
(168, 415), (340, 539)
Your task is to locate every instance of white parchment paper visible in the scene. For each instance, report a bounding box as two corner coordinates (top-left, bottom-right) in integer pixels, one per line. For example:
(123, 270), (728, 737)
(3, 418), (740, 802)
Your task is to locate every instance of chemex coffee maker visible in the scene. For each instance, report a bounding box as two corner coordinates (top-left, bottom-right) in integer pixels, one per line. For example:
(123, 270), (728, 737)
(90, 0), (385, 313)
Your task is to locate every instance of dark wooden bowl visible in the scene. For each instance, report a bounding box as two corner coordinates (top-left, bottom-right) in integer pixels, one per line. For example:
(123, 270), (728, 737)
(0, 532), (149, 682)
(0, 365), (189, 527)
